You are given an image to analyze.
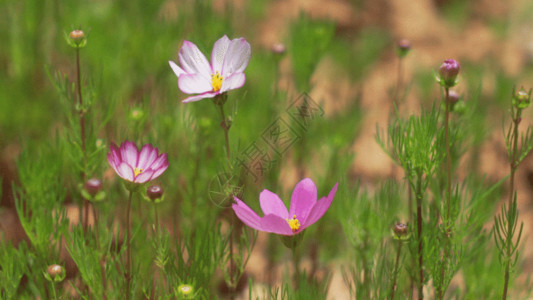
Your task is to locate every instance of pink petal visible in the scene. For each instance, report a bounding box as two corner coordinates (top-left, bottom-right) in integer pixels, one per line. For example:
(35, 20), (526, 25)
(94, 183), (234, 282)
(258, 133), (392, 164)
(117, 162), (135, 182)
(120, 141), (139, 167)
(134, 169), (155, 184)
(260, 214), (294, 235)
(169, 60), (186, 78)
(138, 144), (158, 170)
(211, 35), (230, 74)
(301, 183), (338, 230)
(221, 38), (251, 77)
(232, 197), (263, 231)
(220, 73), (245, 93)
(107, 143), (121, 168)
(289, 178), (317, 223)
(182, 92), (218, 103)
(179, 41), (212, 79)
(178, 73), (212, 94)
(150, 156), (169, 180)
(149, 153), (168, 170)
(259, 189), (288, 219)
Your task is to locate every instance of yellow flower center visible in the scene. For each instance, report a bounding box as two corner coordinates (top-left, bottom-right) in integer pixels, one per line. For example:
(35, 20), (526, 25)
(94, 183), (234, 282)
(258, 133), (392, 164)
(286, 215), (301, 233)
(134, 167), (143, 178)
(211, 71), (223, 92)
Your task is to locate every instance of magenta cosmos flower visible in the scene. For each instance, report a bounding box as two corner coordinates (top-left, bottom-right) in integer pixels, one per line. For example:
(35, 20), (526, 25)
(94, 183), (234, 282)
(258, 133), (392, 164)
(232, 178), (338, 236)
(169, 35), (251, 103)
(107, 141), (169, 184)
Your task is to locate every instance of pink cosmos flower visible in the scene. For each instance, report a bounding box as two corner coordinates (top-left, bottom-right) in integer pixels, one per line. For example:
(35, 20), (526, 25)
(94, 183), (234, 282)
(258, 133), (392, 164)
(169, 35), (251, 103)
(107, 141), (169, 184)
(232, 178), (338, 236)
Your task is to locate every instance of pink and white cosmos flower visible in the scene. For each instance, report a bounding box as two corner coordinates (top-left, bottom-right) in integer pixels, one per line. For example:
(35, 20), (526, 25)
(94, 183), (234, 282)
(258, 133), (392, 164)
(107, 141), (168, 184)
(232, 178), (338, 236)
(169, 35), (251, 103)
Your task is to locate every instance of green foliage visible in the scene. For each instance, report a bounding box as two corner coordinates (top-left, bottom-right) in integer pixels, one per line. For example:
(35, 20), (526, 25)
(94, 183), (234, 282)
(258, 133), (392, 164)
(0, 242), (28, 298)
(289, 13), (335, 91)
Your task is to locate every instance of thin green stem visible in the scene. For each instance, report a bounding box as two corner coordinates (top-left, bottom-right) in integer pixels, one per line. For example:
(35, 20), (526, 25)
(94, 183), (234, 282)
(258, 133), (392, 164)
(76, 47), (89, 235)
(125, 190), (134, 300)
(214, 96), (237, 296)
(444, 87), (452, 221)
(390, 241), (403, 300)
(437, 87), (453, 300)
(217, 102), (231, 162)
(502, 108), (521, 300)
(292, 246), (300, 290)
(415, 172), (424, 300)
(51, 281), (58, 300)
(393, 56), (404, 108)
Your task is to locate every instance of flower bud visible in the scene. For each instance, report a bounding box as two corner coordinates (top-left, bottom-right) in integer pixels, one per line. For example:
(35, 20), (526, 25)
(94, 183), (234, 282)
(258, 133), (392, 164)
(46, 264), (66, 282)
(85, 178), (103, 197)
(513, 88), (531, 109)
(147, 185), (164, 201)
(176, 284), (194, 298)
(271, 43), (286, 55)
(69, 30), (85, 42)
(446, 90), (460, 106)
(437, 59), (460, 88)
(393, 223), (410, 241)
(393, 223), (408, 236)
(129, 108), (145, 122)
(452, 101), (466, 114)
(396, 39), (411, 58)
(66, 29), (87, 48)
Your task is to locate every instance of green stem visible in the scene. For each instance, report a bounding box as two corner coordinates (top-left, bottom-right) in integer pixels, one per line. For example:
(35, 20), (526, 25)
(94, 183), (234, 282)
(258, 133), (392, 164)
(415, 171), (424, 300)
(390, 241), (403, 300)
(125, 190), (134, 300)
(437, 87), (453, 300)
(214, 95), (237, 295)
(75, 46), (89, 235)
(51, 281), (58, 300)
(393, 56), (404, 109)
(292, 246), (300, 290)
(502, 109), (521, 300)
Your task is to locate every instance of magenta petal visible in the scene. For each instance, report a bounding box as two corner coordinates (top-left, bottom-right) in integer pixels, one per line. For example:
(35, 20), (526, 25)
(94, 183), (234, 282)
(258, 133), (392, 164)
(179, 41), (212, 78)
(150, 157), (169, 180)
(117, 162), (135, 182)
(289, 178), (317, 222)
(220, 73), (245, 93)
(259, 189), (288, 219)
(169, 61), (186, 78)
(107, 143), (120, 168)
(178, 73), (212, 94)
(182, 92), (218, 103)
(211, 35), (230, 73)
(221, 38), (251, 76)
(260, 214), (294, 235)
(134, 169), (155, 184)
(301, 183), (338, 230)
(138, 144), (157, 170)
(120, 141), (139, 167)
(232, 197), (263, 231)
(149, 153), (167, 170)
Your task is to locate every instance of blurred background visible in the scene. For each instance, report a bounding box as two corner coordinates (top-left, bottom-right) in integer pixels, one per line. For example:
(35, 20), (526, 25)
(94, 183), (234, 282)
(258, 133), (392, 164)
(2, 0), (533, 297)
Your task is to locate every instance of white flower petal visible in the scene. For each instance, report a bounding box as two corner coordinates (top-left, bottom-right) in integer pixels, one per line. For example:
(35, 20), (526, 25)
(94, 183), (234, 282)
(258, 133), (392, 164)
(182, 92), (218, 103)
(169, 60), (186, 77)
(178, 73), (213, 94)
(221, 38), (251, 77)
(211, 35), (230, 74)
(220, 72), (245, 93)
(179, 41), (212, 78)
